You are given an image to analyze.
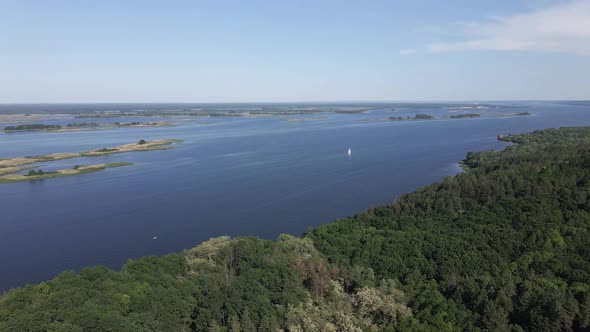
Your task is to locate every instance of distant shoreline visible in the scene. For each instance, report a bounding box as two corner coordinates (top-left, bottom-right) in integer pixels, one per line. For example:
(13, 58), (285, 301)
(363, 111), (533, 123)
(0, 102), (532, 116)
(3, 121), (173, 133)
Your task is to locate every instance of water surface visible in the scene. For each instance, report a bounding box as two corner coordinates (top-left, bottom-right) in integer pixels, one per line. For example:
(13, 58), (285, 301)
(1, 102), (589, 291)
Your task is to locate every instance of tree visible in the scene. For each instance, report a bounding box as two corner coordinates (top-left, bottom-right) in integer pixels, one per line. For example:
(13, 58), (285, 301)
(229, 314), (241, 332)
(241, 309), (256, 332)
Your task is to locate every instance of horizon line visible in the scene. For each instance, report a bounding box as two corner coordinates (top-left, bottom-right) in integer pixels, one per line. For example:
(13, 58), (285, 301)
(0, 99), (588, 105)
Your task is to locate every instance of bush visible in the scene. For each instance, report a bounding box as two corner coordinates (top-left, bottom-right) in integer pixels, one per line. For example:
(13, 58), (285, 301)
(25, 169), (44, 176)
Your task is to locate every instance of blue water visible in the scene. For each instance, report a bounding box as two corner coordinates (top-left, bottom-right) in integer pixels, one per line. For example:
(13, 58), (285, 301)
(0, 102), (589, 291)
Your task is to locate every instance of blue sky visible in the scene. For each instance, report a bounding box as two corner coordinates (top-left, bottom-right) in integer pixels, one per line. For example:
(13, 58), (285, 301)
(1, 0), (589, 102)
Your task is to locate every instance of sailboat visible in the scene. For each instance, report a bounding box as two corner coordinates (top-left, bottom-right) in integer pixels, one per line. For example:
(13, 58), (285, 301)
(348, 148), (352, 156)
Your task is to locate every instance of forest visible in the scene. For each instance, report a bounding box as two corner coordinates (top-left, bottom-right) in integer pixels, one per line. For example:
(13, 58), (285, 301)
(1, 126), (589, 331)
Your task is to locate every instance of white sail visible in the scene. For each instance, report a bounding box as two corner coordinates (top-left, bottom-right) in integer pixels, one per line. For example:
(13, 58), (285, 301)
(348, 148), (352, 156)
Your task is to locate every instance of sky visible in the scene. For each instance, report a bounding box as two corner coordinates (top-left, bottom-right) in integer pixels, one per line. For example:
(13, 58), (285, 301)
(0, 0), (589, 103)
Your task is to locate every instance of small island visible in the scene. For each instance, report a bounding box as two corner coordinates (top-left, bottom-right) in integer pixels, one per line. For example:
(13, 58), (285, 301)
(79, 139), (181, 157)
(0, 153), (80, 168)
(390, 113), (436, 121)
(0, 163), (132, 184)
(0, 139), (181, 185)
(449, 113), (481, 119)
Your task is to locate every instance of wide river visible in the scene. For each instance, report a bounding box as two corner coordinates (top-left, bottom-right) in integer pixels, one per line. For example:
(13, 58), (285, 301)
(1, 102), (589, 291)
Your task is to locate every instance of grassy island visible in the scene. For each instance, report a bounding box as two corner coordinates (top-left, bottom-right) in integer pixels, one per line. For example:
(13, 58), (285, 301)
(390, 113), (436, 121)
(79, 139), (181, 157)
(0, 153), (80, 168)
(449, 113), (481, 119)
(0, 139), (181, 169)
(1, 127), (589, 331)
(0, 139), (179, 184)
(0, 163), (132, 183)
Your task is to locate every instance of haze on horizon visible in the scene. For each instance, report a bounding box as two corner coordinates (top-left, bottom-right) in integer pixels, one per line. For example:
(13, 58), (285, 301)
(1, 0), (589, 103)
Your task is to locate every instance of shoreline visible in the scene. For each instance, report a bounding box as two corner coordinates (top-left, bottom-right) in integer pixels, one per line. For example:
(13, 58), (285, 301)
(362, 111), (533, 123)
(0, 162), (132, 183)
(3, 121), (173, 133)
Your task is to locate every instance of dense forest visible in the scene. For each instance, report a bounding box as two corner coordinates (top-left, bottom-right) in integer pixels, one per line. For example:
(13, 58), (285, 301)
(1, 127), (590, 331)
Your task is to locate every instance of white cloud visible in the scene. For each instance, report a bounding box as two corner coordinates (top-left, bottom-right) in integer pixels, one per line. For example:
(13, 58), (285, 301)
(399, 48), (417, 55)
(427, 1), (590, 55)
